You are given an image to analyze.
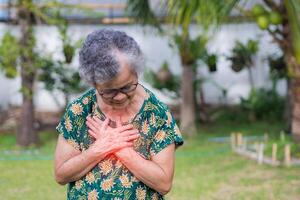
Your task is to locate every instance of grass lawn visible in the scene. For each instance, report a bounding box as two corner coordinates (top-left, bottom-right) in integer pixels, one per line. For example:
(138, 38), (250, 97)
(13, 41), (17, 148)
(0, 119), (300, 200)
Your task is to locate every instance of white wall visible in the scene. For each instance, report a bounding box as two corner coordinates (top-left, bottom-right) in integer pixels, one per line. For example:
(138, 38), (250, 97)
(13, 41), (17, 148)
(0, 23), (286, 111)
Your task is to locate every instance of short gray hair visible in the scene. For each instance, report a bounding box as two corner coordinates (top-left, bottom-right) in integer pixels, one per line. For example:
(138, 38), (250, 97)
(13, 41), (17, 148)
(79, 29), (144, 85)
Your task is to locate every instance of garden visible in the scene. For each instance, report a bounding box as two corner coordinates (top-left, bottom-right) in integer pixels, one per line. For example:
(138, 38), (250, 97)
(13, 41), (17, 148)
(0, 0), (300, 199)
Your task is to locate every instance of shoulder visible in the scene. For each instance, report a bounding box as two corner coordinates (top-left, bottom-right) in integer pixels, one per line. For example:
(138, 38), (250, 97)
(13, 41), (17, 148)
(142, 86), (171, 118)
(65, 88), (96, 118)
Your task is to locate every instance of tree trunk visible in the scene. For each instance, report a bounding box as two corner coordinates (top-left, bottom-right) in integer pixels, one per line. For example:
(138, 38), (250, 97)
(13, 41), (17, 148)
(17, 68), (38, 146)
(198, 84), (210, 122)
(276, 6), (300, 141)
(284, 78), (292, 133)
(180, 64), (197, 136)
(16, 3), (39, 146)
(290, 76), (300, 141)
(285, 51), (300, 141)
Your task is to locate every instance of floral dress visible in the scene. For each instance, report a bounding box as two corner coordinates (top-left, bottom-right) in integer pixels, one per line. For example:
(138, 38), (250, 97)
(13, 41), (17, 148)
(56, 86), (184, 200)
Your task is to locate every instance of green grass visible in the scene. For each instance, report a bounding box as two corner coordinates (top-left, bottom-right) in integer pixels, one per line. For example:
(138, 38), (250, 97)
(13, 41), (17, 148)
(168, 121), (300, 200)
(1, 120), (300, 200)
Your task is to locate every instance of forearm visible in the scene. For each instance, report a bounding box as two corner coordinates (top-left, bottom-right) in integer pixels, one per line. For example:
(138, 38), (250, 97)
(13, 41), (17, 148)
(55, 149), (105, 185)
(116, 150), (172, 195)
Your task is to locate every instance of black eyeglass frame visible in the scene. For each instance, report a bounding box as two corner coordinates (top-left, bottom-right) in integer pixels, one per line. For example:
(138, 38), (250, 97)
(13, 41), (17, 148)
(97, 82), (139, 100)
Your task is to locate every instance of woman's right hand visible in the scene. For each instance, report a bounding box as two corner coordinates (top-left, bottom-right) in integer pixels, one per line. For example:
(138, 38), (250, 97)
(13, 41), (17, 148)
(86, 116), (139, 159)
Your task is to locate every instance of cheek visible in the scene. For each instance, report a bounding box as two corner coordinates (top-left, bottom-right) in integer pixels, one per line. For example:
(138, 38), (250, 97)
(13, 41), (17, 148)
(128, 91), (136, 99)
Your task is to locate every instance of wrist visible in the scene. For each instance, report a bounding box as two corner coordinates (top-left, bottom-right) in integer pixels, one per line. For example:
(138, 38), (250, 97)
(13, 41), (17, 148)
(86, 143), (108, 160)
(115, 148), (134, 160)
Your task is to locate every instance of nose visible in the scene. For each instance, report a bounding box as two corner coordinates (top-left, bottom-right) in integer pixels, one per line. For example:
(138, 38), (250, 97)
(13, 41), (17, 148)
(113, 92), (127, 101)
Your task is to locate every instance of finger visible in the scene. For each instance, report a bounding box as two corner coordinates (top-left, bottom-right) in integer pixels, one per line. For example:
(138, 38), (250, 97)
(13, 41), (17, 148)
(86, 121), (99, 134)
(86, 115), (92, 120)
(120, 129), (139, 137)
(119, 142), (134, 148)
(88, 129), (98, 139)
(100, 117), (109, 132)
(87, 117), (100, 131)
(93, 116), (103, 126)
(86, 115), (96, 127)
(120, 134), (139, 142)
(113, 142), (133, 151)
(115, 123), (134, 132)
(87, 116), (102, 130)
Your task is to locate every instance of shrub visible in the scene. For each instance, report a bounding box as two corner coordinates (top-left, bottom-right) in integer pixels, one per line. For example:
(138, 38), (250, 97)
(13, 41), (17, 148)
(240, 88), (285, 121)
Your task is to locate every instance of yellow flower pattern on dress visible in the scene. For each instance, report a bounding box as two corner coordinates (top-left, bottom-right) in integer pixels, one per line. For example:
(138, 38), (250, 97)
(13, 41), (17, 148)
(98, 160), (113, 175)
(71, 103), (83, 116)
(101, 178), (115, 191)
(75, 180), (83, 190)
(150, 113), (156, 126)
(151, 193), (159, 200)
(166, 111), (172, 127)
(155, 130), (166, 142)
(65, 115), (72, 132)
(136, 186), (146, 200)
(82, 97), (89, 105)
(142, 120), (149, 134)
(56, 87), (183, 200)
(86, 172), (95, 184)
(119, 174), (132, 188)
(88, 189), (98, 200)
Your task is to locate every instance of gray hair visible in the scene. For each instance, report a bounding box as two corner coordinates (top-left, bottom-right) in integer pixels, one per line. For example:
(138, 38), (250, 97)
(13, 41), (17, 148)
(79, 29), (144, 85)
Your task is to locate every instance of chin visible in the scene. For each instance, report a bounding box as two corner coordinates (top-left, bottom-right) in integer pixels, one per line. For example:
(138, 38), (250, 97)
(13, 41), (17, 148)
(111, 101), (130, 109)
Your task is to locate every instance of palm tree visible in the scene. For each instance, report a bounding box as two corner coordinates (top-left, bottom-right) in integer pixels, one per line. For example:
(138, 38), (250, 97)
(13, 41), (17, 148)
(281, 0), (300, 140)
(127, 0), (238, 135)
(0, 0), (77, 146)
(246, 0), (300, 140)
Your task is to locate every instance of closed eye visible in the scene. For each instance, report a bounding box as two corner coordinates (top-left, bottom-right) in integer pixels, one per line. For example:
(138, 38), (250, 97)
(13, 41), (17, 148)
(102, 88), (118, 94)
(121, 84), (132, 90)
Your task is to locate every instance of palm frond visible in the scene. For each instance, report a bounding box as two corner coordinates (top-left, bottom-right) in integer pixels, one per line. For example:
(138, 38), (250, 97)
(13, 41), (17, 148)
(126, 0), (161, 29)
(168, 0), (239, 30)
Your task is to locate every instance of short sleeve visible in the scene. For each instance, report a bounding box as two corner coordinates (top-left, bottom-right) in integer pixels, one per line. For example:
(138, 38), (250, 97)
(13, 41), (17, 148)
(56, 103), (82, 151)
(150, 110), (184, 156)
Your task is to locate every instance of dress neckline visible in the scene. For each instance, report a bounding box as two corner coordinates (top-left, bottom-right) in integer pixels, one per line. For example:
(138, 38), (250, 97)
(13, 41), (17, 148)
(92, 84), (149, 127)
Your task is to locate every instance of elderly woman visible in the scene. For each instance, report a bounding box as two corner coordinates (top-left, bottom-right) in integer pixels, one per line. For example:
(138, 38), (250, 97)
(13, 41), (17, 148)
(54, 29), (183, 200)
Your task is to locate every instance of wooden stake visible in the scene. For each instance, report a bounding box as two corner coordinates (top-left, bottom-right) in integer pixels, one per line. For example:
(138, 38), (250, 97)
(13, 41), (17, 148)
(257, 143), (264, 165)
(284, 144), (291, 167)
(237, 133), (243, 147)
(231, 133), (236, 150)
(243, 138), (247, 150)
(272, 143), (277, 165)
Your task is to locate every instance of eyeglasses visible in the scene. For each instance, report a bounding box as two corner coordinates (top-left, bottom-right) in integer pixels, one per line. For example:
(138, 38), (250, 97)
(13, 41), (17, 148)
(97, 82), (139, 99)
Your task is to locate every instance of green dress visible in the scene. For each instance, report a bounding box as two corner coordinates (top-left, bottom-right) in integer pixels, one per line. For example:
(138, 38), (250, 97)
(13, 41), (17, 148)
(56, 85), (184, 200)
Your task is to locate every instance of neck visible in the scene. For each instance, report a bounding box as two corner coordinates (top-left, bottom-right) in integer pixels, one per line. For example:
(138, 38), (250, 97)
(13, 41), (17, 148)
(96, 85), (146, 121)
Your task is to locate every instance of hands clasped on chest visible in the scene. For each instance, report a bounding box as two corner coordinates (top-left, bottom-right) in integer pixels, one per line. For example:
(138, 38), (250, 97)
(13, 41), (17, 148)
(86, 115), (139, 158)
